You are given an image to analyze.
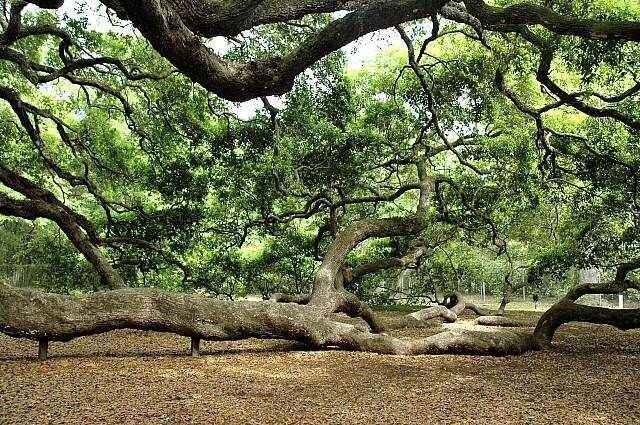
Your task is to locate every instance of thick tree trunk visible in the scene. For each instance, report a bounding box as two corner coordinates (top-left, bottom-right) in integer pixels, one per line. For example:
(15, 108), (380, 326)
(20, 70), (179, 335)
(309, 217), (422, 311)
(496, 297), (508, 316)
(0, 139), (530, 357)
(0, 284), (534, 356)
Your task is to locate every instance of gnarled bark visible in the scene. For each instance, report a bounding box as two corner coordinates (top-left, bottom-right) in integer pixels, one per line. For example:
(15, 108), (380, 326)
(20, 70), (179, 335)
(82, 0), (640, 101)
(2, 0), (639, 361)
(379, 305), (458, 330)
(100, 0), (446, 101)
(309, 217), (424, 312)
(0, 284), (535, 356)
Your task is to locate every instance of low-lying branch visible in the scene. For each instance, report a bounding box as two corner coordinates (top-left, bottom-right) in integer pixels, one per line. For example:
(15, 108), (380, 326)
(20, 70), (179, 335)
(0, 284), (535, 357)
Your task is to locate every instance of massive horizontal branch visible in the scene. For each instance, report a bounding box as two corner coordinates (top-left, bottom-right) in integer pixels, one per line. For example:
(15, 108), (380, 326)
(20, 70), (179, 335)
(27, 1), (65, 9)
(0, 284), (535, 356)
(103, 0), (445, 101)
(534, 259), (640, 347)
(565, 279), (640, 302)
(533, 300), (640, 347)
(84, 1), (640, 43)
(110, 1), (377, 38)
(463, 0), (640, 41)
(112, 0), (640, 101)
(16, 0), (640, 102)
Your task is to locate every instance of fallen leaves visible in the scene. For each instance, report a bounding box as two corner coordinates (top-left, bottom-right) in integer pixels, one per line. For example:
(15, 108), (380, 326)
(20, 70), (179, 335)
(0, 310), (638, 424)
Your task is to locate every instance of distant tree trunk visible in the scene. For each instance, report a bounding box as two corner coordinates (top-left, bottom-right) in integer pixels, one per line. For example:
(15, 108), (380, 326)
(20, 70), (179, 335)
(497, 287), (512, 316)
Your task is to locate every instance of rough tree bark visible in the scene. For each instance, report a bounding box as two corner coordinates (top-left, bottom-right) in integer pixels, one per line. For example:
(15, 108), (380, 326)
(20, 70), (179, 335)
(0, 160), (532, 357)
(3, 0), (640, 358)
(26, 0), (639, 102)
(534, 300), (640, 347)
(0, 284), (535, 356)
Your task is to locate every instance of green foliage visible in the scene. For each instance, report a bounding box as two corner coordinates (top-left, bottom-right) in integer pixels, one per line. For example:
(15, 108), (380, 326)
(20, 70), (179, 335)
(1, 2), (639, 303)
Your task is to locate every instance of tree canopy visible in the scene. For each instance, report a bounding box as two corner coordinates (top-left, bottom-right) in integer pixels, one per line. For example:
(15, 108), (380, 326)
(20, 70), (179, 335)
(1, 0), (639, 356)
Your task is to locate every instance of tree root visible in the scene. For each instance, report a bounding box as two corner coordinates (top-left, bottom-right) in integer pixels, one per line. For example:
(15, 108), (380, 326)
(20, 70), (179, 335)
(378, 292), (492, 330)
(272, 289), (500, 331)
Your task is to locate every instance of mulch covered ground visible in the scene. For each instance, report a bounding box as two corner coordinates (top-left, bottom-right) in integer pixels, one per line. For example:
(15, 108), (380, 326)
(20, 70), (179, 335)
(1, 310), (639, 424)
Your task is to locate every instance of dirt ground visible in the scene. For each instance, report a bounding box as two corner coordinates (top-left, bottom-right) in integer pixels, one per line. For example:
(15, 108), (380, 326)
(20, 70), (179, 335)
(1, 310), (639, 425)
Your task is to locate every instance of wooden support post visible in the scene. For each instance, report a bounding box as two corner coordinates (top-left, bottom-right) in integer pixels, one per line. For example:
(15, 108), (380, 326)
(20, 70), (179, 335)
(38, 338), (48, 361)
(190, 337), (201, 357)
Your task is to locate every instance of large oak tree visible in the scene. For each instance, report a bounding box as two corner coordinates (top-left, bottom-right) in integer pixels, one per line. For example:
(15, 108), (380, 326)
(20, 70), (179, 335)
(1, 0), (639, 357)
